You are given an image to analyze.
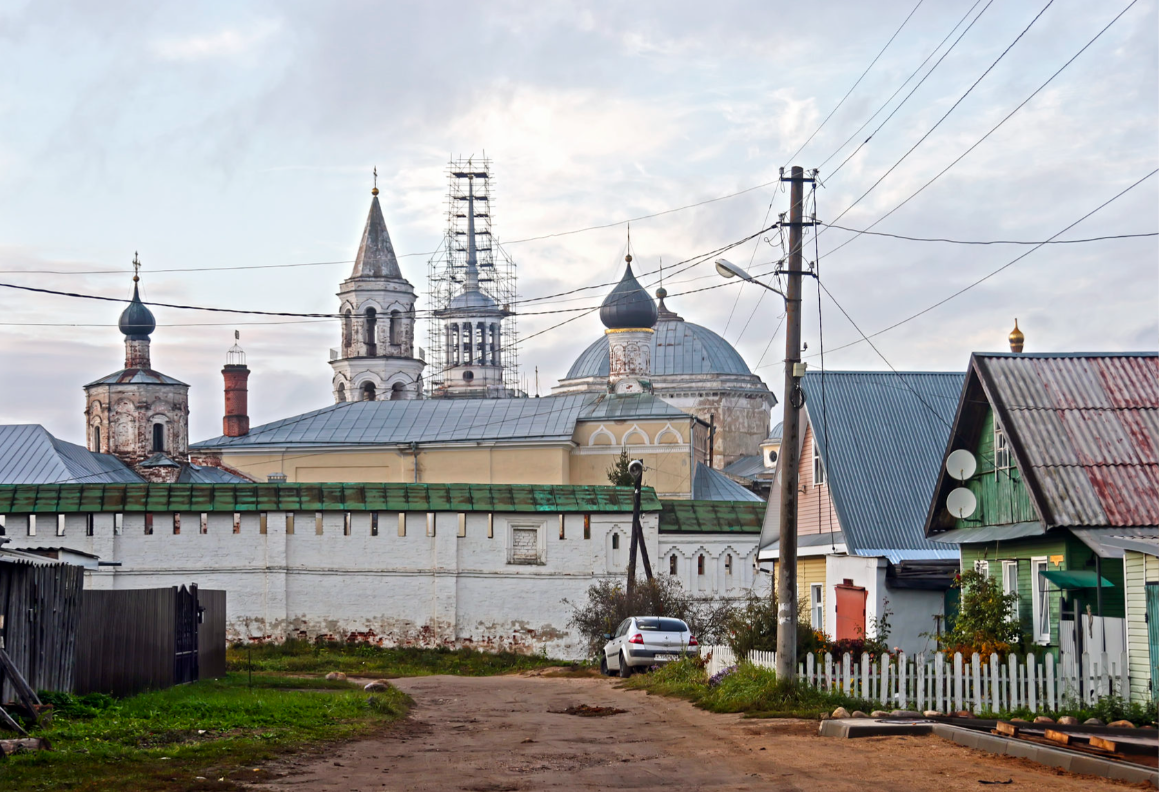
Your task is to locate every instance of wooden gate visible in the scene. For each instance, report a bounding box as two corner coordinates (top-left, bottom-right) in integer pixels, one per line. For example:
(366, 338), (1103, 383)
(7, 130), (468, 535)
(834, 583), (867, 641)
(174, 585), (200, 686)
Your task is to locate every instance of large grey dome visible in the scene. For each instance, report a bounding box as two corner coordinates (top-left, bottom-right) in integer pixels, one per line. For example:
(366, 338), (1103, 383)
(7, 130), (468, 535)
(447, 288), (500, 312)
(565, 315), (752, 379)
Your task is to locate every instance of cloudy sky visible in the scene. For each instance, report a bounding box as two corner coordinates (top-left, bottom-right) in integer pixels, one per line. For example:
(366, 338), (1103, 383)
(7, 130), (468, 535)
(0, 0), (1155, 444)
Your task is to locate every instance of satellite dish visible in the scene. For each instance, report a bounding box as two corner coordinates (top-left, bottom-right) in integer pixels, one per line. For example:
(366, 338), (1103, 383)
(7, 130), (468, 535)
(946, 487), (977, 519)
(946, 449), (977, 481)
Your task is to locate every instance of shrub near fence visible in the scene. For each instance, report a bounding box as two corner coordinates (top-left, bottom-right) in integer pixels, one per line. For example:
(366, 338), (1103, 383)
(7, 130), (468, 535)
(701, 646), (1131, 713)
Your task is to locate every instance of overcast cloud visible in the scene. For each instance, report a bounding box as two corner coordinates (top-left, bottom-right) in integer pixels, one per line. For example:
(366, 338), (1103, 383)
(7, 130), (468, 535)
(0, 0), (1155, 444)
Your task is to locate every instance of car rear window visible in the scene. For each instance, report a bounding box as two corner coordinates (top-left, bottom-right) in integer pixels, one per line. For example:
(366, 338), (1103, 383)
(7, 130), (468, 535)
(635, 618), (688, 632)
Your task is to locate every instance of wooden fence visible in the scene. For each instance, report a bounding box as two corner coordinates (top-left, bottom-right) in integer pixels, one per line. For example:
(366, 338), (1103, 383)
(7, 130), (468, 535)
(703, 646), (1131, 713)
(0, 555), (84, 701)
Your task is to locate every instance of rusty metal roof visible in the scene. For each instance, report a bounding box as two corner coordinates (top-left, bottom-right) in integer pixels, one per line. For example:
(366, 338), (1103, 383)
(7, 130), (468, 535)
(0, 482), (661, 514)
(658, 499), (765, 533)
(975, 352), (1158, 529)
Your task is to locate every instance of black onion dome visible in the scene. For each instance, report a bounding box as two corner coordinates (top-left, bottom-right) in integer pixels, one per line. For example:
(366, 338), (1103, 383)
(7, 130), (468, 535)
(599, 256), (657, 330)
(119, 282), (156, 340)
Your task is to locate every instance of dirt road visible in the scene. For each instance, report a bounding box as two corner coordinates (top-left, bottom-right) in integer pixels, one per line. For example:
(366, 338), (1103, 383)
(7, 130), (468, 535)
(255, 673), (1134, 791)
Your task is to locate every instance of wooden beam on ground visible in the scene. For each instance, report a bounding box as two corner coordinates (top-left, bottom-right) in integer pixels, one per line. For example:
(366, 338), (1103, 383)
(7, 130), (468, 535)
(1044, 729), (1071, 745)
(0, 704), (28, 737)
(0, 647), (42, 724)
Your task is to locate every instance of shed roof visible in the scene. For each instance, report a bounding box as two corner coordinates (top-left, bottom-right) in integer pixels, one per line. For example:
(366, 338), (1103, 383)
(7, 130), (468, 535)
(0, 482), (660, 514)
(659, 500), (765, 533)
(790, 371), (965, 555)
(0, 425), (142, 484)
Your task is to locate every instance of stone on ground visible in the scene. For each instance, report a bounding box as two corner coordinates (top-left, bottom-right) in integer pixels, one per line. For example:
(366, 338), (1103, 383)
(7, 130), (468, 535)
(870, 710), (889, 718)
(1083, 717), (1104, 726)
(831, 707), (851, 719)
(364, 680), (391, 692)
(922, 710), (941, 717)
(1033, 716), (1054, 724)
(1108, 719), (1135, 728)
(325, 671), (348, 681)
(851, 711), (868, 718)
(1057, 715), (1079, 725)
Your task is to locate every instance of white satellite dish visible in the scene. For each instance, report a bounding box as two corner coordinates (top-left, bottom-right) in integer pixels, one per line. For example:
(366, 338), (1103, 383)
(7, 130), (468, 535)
(946, 487), (977, 519)
(946, 449), (977, 481)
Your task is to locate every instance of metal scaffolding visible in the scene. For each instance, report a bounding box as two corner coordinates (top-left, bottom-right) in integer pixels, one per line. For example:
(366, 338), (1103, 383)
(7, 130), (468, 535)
(425, 156), (520, 396)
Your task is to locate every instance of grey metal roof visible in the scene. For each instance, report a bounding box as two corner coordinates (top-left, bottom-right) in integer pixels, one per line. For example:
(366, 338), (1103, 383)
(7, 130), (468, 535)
(0, 424), (142, 484)
(802, 371), (966, 554)
(1098, 535), (1160, 557)
(931, 521), (1045, 544)
(723, 455), (766, 479)
(599, 261), (657, 330)
(1068, 527), (1159, 560)
(973, 352), (1158, 529)
(767, 422), (783, 441)
(86, 368), (187, 386)
(118, 281), (156, 339)
(565, 316), (754, 379)
(193, 394), (594, 449)
(176, 464), (251, 484)
(577, 394), (690, 422)
(692, 463), (763, 502)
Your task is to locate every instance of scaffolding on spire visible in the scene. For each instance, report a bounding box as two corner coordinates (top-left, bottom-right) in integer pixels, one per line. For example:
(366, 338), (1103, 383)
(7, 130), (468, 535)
(425, 155), (520, 396)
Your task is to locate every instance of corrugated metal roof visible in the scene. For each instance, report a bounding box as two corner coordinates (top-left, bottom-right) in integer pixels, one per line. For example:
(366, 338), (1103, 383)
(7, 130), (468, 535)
(931, 522), (1046, 543)
(0, 425), (142, 484)
(564, 317), (754, 379)
(693, 463), (764, 501)
(193, 394), (593, 449)
(802, 371), (966, 554)
(976, 352), (1159, 528)
(0, 482), (661, 514)
(659, 499), (765, 533)
(1068, 526), (1159, 559)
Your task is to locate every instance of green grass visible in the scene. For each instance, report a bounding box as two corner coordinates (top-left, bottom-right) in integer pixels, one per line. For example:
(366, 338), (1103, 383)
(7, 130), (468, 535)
(228, 640), (562, 677)
(0, 673), (410, 792)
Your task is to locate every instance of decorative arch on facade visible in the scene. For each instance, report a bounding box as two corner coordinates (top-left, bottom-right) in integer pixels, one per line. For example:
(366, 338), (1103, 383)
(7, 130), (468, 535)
(622, 424), (650, 446)
(655, 423), (683, 445)
(588, 425), (615, 447)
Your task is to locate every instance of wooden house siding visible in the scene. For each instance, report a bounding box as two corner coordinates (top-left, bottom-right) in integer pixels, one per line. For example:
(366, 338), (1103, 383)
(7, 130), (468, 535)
(1125, 550), (1159, 702)
(772, 556), (828, 624)
(955, 408), (1037, 530)
(797, 421), (840, 536)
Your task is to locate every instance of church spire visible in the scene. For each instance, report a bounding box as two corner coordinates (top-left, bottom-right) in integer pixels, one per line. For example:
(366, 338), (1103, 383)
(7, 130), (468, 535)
(463, 174), (481, 294)
(350, 174), (403, 280)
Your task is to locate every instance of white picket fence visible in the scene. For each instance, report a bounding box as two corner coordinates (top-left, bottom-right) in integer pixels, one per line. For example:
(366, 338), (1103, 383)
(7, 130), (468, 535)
(701, 645), (1130, 713)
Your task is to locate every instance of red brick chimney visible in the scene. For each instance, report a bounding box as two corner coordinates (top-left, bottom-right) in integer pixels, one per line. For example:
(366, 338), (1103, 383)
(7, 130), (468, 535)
(223, 332), (250, 437)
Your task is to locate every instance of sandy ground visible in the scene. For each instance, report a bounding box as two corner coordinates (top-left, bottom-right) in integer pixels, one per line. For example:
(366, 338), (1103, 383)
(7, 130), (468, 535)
(252, 673), (1140, 791)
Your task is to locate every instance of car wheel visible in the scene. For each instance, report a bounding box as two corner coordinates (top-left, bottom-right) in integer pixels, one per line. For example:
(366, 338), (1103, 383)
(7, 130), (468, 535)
(600, 656), (610, 676)
(618, 652), (632, 678)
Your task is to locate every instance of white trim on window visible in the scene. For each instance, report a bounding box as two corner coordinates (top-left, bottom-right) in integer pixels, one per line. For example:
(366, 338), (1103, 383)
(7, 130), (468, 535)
(810, 583), (824, 629)
(994, 421), (1011, 472)
(1002, 560), (1019, 621)
(974, 559), (989, 579)
(812, 440), (826, 486)
(1031, 557), (1050, 644)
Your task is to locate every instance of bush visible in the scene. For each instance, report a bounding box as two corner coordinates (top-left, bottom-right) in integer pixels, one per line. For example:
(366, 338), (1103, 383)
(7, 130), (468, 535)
(939, 569), (1019, 660)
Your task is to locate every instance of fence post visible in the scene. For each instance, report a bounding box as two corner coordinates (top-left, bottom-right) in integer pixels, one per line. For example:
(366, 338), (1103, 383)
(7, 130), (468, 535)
(1045, 652), (1055, 711)
(861, 653), (869, 701)
(988, 653), (999, 714)
(879, 654), (889, 706)
(952, 652), (962, 712)
(1026, 652), (1037, 713)
(917, 654), (925, 712)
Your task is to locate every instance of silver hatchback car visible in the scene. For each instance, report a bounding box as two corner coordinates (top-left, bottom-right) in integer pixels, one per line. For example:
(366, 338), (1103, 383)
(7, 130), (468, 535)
(600, 616), (699, 677)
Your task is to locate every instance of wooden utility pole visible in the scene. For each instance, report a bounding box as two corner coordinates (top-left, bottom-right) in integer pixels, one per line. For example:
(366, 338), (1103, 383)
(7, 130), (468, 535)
(775, 166), (807, 682)
(625, 461), (652, 601)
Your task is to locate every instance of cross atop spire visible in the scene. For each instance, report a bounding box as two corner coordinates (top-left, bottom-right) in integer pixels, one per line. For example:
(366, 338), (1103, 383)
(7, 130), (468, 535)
(372, 166), (379, 196)
(132, 251), (141, 283)
(350, 186), (403, 280)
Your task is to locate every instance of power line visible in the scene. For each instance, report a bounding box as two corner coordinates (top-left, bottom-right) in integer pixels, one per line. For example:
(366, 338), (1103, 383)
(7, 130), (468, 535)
(819, 225), (1157, 246)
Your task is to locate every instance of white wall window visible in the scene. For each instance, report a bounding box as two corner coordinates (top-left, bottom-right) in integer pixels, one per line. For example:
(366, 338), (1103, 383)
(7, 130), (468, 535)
(508, 523), (545, 565)
(1002, 560), (1019, 620)
(28, 514), (36, 536)
(1031, 557), (1050, 643)
(669, 555), (677, 575)
(812, 440), (826, 486)
(974, 559), (989, 578)
(810, 583), (824, 629)
(725, 554), (733, 576)
(57, 514), (66, 536)
(994, 423), (1011, 471)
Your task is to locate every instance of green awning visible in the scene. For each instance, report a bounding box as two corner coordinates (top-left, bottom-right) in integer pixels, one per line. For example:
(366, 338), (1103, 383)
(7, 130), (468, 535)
(1039, 570), (1114, 589)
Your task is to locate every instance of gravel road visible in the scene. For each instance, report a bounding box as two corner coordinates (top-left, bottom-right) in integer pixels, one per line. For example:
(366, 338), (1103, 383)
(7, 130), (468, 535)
(253, 673), (1134, 791)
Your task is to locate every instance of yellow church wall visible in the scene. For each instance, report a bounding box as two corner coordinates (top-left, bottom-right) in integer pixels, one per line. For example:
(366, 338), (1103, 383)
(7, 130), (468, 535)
(569, 419), (694, 497)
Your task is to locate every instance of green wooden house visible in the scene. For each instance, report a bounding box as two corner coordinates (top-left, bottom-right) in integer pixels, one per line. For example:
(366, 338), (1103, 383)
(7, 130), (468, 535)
(923, 352), (1158, 699)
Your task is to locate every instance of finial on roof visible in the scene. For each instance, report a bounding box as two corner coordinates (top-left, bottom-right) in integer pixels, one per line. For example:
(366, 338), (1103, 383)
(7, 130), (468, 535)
(119, 256), (156, 340)
(600, 254), (657, 330)
(372, 166), (379, 196)
(1009, 318), (1025, 354)
(132, 251), (141, 283)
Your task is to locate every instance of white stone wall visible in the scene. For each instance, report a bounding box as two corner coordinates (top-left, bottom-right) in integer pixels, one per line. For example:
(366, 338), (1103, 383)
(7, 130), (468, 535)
(658, 534), (769, 600)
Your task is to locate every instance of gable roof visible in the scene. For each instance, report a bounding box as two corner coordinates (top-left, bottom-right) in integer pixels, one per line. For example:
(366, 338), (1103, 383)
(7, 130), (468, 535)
(768, 371), (964, 556)
(926, 352), (1159, 536)
(0, 425), (142, 484)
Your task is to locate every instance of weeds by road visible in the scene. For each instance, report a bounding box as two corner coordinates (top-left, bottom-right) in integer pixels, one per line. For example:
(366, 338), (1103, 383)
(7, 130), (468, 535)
(0, 673), (410, 792)
(229, 640), (561, 677)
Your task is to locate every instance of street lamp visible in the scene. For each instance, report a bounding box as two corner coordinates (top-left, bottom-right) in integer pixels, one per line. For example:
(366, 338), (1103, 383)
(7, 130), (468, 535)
(714, 258), (787, 302)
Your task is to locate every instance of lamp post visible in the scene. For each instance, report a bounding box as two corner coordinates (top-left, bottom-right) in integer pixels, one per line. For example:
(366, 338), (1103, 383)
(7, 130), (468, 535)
(715, 165), (807, 682)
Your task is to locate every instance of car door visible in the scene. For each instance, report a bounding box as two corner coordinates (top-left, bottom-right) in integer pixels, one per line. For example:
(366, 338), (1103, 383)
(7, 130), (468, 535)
(607, 619), (630, 667)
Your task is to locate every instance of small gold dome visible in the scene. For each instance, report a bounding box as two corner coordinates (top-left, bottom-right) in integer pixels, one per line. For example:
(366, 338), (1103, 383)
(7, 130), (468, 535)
(371, 187), (379, 196)
(1009, 318), (1024, 354)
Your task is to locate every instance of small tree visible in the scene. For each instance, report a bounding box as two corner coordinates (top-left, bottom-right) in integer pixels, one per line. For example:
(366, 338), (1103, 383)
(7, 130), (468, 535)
(606, 449), (634, 487)
(940, 568), (1020, 660)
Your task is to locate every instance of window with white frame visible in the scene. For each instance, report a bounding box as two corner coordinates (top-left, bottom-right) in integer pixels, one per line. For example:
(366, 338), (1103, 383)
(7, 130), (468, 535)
(994, 422), (1011, 472)
(1031, 558), (1050, 643)
(813, 440), (826, 486)
(974, 559), (989, 579)
(810, 584), (824, 629)
(1002, 560), (1019, 621)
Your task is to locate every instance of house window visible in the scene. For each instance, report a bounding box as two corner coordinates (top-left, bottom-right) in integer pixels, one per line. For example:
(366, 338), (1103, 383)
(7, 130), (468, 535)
(144, 513), (154, 535)
(725, 554), (733, 575)
(57, 514), (66, 536)
(697, 555), (705, 575)
(811, 583), (824, 629)
(1002, 560), (1019, 620)
(201, 513), (209, 534)
(669, 555), (678, 575)
(371, 513), (379, 536)
(509, 525), (543, 565)
(612, 533), (619, 550)
(152, 423), (165, 453)
(1031, 557), (1050, 643)
(173, 513), (181, 535)
(974, 559), (989, 579)
(233, 513), (241, 534)
(994, 423), (1011, 472)
(813, 440), (826, 486)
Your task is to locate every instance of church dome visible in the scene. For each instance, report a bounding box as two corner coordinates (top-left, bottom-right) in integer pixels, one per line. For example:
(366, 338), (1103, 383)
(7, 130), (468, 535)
(599, 255), (657, 330)
(119, 281), (156, 340)
(448, 288), (500, 312)
(565, 314), (752, 379)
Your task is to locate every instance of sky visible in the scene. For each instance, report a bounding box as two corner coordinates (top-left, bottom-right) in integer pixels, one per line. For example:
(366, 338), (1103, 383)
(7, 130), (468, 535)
(0, 0), (1156, 445)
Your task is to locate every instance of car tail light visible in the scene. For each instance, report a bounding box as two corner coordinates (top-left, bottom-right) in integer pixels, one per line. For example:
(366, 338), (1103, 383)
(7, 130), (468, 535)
(687, 636), (699, 646)
(628, 633), (644, 644)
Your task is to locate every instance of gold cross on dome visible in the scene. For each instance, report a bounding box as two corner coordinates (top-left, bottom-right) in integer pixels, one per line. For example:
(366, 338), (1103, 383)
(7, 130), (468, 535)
(132, 252), (141, 282)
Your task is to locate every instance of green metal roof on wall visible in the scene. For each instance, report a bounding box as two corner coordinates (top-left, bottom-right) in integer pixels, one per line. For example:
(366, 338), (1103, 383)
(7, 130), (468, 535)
(0, 483), (662, 514)
(659, 500), (765, 533)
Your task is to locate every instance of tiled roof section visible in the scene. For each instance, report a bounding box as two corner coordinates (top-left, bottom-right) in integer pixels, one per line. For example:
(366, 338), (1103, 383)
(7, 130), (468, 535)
(86, 368), (187, 386)
(565, 317), (754, 379)
(578, 393), (690, 422)
(802, 371), (966, 554)
(192, 394), (592, 449)
(693, 463), (764, 501)
(659, 499), (765, 533)
(0, 425), (142, 484)
(976, 352), (1159, 528)
(0, 483), (662, 514)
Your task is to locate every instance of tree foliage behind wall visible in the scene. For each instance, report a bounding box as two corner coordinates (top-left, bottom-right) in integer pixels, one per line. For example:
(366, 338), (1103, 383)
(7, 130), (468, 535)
(606, 449), (635, 487)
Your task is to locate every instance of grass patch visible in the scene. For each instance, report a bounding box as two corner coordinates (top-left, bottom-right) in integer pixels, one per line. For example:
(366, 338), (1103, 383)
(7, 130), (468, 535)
(228, 640), (561, 677)
(0, 673), (410, 792)
(625, 658), (876, 718)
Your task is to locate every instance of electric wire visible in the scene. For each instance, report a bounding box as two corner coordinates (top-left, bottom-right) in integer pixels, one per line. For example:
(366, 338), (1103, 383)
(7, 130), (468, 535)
(818, 225), (1157, 246)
